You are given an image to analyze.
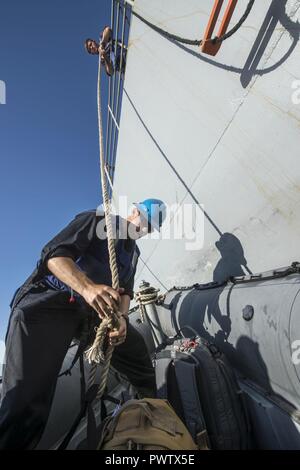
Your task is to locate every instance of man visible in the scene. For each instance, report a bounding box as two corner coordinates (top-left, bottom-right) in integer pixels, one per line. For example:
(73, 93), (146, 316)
(0, 198), (166, 449)
(85, 26), (127, 76)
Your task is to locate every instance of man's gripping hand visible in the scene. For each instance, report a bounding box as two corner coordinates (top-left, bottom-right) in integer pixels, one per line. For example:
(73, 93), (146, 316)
(82, 284), (125, 319)
(46, 257), (125, 318)
(109, 316), (127, 346)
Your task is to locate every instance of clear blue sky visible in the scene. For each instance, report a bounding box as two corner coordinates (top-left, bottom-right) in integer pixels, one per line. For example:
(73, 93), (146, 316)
(0, 0), (111, 340)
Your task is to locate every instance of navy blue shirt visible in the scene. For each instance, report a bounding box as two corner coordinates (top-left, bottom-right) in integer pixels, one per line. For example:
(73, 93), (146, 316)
(40, 210), (140, 300)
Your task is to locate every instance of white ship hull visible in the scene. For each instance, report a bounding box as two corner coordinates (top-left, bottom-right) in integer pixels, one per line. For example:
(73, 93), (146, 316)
(113, 0), (300, 290)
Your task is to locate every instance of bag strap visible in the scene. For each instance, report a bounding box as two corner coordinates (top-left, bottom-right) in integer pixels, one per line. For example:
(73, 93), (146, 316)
(155, 357), (172, 399)
(57, 381), (121, 450)
(155, 349), (190, 400)
(216, 357), (251, 449)
(58, 341), (86, 378)
(155, 349), (194, 361)
(57, 383), (98, 450)
(173, 359), (208, 444)
(156, 347), (210, 450)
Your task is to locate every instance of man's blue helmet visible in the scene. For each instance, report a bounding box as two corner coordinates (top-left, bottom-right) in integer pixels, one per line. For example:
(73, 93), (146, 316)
(134, 198), (166, 231)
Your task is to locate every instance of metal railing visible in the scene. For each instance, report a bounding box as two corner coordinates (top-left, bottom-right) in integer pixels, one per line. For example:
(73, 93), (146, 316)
(105, 0), (132, 197)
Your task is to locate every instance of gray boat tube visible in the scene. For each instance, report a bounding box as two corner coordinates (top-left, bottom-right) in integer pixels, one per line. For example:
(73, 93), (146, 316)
(141, 266), (300, 412)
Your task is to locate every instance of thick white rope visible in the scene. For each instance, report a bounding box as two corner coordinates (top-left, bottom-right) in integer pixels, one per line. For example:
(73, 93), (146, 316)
(85, 54), (121, 400)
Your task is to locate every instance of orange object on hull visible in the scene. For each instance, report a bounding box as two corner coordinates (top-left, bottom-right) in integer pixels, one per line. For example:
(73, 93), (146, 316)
(201, 0), (238, 56)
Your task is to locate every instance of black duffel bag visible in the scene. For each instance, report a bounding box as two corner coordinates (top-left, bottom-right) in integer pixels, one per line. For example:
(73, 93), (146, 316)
(155, 335), (251, 450)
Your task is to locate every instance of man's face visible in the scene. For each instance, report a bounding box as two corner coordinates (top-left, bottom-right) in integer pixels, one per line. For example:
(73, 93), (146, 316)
(86, 40), (99, 55)
(128, 208), (154, 240)
(138, 215), (154, 237)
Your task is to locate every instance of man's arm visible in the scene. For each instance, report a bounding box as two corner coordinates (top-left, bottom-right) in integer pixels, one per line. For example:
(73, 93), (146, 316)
(47, 257), (123, 318)
(40, 211), (97, 273)
(42, 211), (123, 317)
(48, 257), (129, 347)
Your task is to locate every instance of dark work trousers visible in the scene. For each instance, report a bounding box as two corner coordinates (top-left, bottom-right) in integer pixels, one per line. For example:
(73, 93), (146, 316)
(0, 287), (156, 450)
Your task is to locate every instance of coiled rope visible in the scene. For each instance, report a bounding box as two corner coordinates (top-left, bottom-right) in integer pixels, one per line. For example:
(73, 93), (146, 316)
(85, 54), (121, 401)
(135, 282), (161, 323)
(131, 0), (255, 47)
(135, 284), (160, 305)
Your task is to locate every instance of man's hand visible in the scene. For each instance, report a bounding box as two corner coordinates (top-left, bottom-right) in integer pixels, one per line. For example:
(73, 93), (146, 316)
(82, 284), (125, 319)
(46, 257), (126, 319)
(109, 316), (127, 346)
(99, 45), (106, 60)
